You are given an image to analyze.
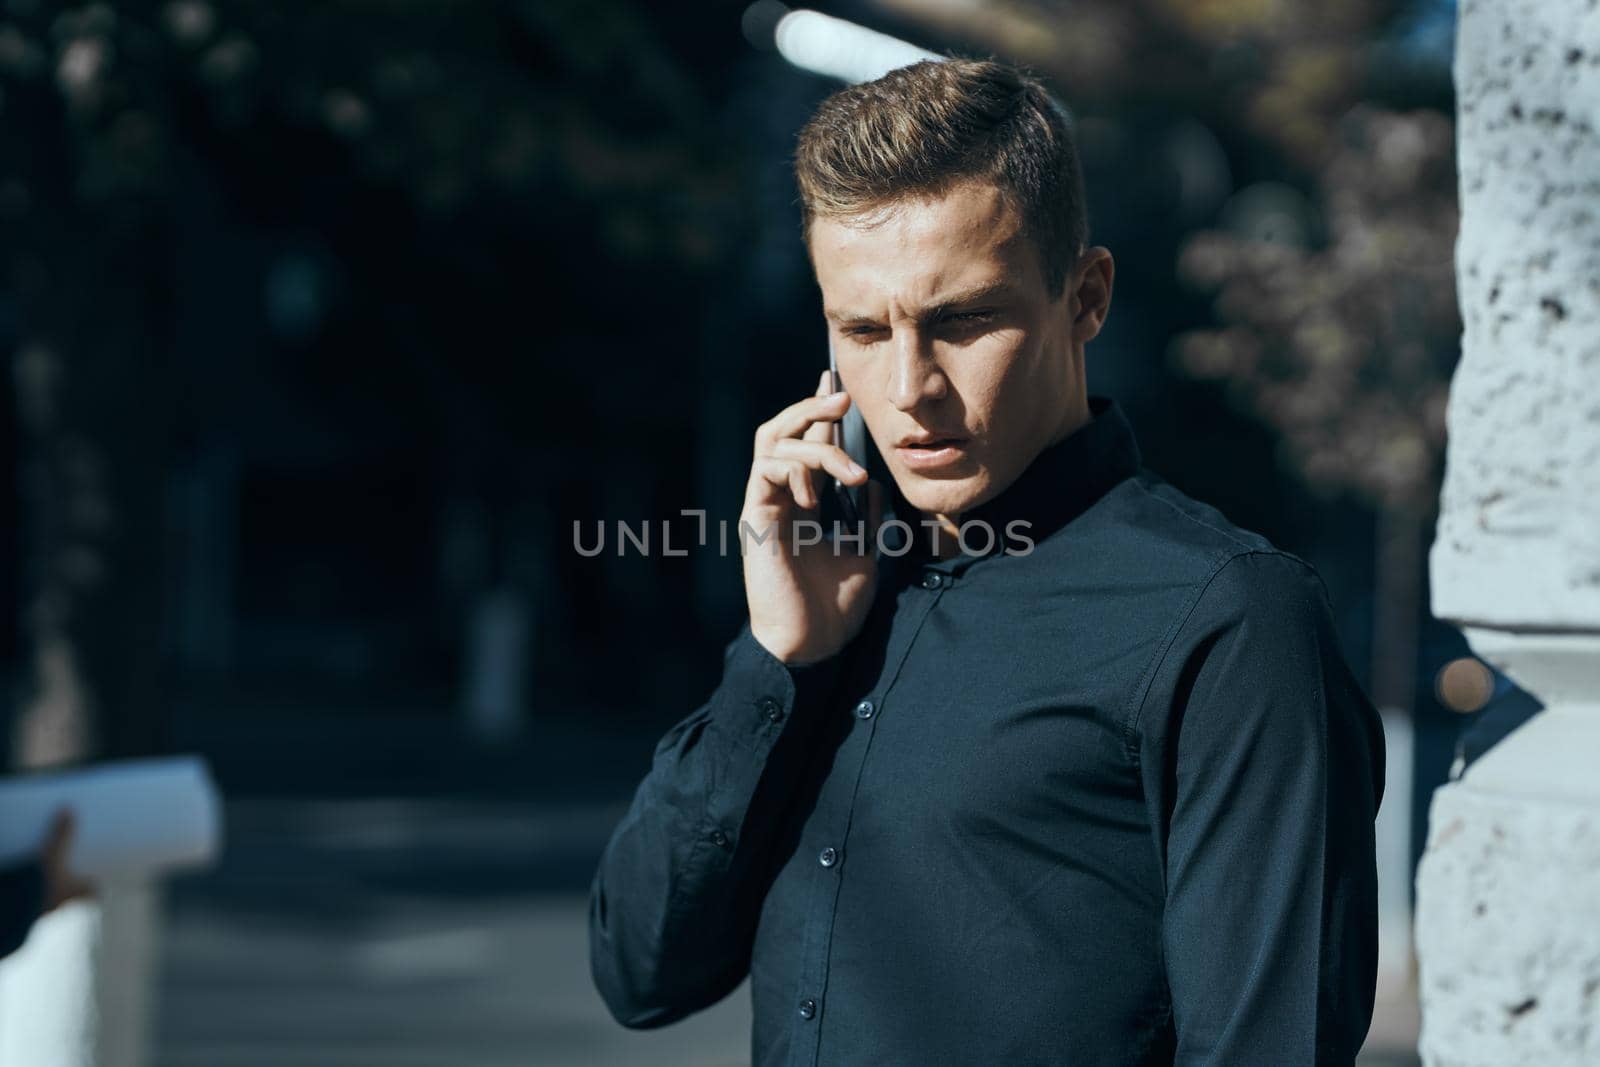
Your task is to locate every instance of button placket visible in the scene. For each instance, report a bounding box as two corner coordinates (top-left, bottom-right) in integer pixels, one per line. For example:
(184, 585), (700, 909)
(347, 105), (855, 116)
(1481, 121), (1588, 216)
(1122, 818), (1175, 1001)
(787, 578), (946, 1067)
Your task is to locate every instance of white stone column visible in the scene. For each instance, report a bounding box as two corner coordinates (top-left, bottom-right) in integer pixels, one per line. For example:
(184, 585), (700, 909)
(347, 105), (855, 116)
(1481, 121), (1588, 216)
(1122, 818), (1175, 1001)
(1416, 1), (1600, 1064)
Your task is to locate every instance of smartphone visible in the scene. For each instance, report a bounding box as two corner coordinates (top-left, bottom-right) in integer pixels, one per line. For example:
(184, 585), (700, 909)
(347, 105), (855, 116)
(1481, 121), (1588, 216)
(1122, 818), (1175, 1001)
(824, 337), (877, 528)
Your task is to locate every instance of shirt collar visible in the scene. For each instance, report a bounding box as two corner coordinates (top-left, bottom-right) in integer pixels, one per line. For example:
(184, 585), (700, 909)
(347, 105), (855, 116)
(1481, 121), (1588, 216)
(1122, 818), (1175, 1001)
(884, 395), (1142, 575)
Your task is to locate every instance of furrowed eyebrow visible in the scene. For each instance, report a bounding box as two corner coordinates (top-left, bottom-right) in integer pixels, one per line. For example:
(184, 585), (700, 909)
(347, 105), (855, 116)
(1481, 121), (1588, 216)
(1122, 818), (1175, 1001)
(824, 309), (884, 328)
(923, 281), (1012, 317)
(824, 281), (1013, 327)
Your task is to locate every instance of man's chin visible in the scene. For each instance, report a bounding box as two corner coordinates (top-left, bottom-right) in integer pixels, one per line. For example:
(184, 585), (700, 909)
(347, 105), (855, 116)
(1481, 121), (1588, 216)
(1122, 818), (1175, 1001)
(892, 470), (992, 519)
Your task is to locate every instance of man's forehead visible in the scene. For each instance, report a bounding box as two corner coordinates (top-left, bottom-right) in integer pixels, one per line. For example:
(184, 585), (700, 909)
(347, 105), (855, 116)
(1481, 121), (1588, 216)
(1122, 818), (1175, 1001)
(810, 181), (1021, 259)
(819, 214), (1030, 321)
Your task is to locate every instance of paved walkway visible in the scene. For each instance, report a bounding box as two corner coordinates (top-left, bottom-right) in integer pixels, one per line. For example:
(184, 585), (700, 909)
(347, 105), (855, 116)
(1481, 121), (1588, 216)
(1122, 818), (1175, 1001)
(152, 799), (1419, 1066)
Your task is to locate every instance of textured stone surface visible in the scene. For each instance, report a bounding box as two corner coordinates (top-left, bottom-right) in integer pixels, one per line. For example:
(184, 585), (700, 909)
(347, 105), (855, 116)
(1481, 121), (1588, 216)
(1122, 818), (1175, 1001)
(1430, 0), (1600, 630)
(1419, 4), (1600, 1064)
(1415, 784), (1600, 1066)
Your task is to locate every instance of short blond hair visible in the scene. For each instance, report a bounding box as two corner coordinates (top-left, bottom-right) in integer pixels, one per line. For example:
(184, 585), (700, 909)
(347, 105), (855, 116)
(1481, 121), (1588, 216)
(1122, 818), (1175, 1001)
(794, 58), (1089, 295)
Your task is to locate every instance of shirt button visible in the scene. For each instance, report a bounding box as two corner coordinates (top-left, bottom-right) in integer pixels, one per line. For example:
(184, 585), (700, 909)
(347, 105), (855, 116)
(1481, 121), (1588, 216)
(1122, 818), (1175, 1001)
(818, 846), (838, 868)
(853, 699), (875, 720)
(757, 696), (784, 723)
(798, 997), (817, 1020)
(921, 572), (943, 590)
(709, 829), (730, 849)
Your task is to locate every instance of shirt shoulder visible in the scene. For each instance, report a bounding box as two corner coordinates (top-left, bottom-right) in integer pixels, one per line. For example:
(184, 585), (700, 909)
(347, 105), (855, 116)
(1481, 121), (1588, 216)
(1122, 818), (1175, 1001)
(1103, 469), (1331, 636)
(1078, 468), (1308, 585)
(1081, 471), (1339, 733)
(1123, 523), (1347, 748)
(1119, 470), (1277, 555)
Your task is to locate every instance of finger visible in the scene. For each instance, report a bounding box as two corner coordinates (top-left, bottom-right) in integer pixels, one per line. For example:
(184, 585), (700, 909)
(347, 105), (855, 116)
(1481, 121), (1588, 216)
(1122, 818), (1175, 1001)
(772, 437), (860, 507)
(802, 418), (835, 445)
(784, 458), (817, 511)
(751, 455), (818, 511)
(802, 372), (838, 444)
(754, 390), (851, 455)
(770, 437), (867, 485)
(44, 809), (73, 850)
(756, 389), (850, 452)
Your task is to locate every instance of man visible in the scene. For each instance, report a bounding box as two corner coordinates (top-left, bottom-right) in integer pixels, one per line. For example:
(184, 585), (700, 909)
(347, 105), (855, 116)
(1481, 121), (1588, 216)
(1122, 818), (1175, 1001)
(2, 809), (93, 959)
(589, 58), (1384, 1066)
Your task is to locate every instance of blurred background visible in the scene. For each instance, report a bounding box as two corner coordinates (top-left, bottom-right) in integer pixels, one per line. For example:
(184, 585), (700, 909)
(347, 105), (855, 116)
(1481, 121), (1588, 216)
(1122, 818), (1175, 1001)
(0, 0), (1512, 1063)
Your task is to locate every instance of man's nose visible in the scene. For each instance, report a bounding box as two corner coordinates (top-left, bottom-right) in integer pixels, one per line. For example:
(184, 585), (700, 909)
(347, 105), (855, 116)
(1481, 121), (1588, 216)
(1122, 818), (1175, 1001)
(885, 331), (947, 412)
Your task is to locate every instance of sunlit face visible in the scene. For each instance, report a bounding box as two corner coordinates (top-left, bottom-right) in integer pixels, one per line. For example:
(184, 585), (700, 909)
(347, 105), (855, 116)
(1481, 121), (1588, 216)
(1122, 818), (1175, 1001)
(810, 179), (1101, 521)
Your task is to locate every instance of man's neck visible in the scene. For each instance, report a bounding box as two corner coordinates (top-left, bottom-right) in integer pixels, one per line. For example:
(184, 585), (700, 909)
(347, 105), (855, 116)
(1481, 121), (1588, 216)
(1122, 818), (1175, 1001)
(905, 391), (1097, 562)
(915, 512), (966, 561)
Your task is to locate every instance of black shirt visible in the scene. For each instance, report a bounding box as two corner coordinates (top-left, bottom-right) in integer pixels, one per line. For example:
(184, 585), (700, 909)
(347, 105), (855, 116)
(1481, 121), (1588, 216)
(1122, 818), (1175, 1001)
(1, 859), (42, 959)
(588, 396), (1384, 1066)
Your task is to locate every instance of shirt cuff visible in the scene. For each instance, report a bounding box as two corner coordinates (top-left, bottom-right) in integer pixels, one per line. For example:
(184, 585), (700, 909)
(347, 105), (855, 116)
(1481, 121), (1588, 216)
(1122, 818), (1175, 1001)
(709, 624), (846, 751)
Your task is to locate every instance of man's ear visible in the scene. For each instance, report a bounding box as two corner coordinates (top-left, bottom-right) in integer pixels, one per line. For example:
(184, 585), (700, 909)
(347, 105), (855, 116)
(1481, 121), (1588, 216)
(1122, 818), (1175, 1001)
(1069, 247), (1114, 345)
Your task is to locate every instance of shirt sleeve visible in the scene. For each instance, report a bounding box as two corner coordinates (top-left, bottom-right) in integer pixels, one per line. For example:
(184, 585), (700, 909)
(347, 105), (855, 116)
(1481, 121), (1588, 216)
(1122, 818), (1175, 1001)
(1135, 550), (1385, 1066)
(0, 858), (45, 960)
(588, 622), (845, 1028)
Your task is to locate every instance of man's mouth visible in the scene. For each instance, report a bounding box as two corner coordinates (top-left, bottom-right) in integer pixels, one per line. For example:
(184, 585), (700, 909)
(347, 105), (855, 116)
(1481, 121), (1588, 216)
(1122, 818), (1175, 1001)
(894, 435), (970, 470)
